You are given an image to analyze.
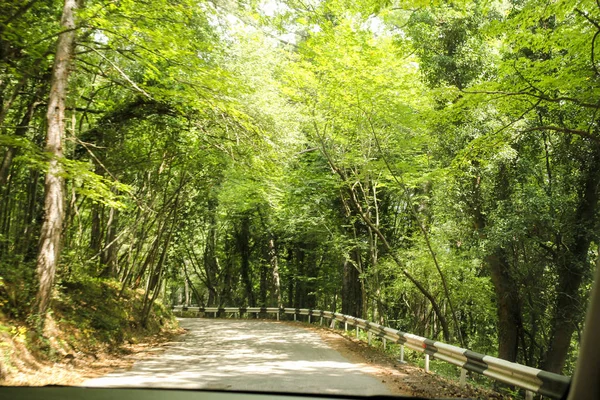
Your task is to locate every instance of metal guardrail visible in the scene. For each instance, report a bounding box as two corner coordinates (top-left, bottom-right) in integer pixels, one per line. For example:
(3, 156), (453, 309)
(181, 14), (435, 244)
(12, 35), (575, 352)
(172, 306), (570, 399)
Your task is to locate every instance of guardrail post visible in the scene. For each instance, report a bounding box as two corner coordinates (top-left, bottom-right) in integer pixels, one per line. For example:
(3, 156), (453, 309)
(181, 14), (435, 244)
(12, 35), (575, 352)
(320, 316), (323, 326)
(309, 314), (311, 324)
(344, 322), (348, 331)
(383, 337), (386, 350)
(368, 331), (372, 345)
(356, 326), (359, 338)
(294, 313), (296, 322)
(425, 354), (430, 373)
(459, 368), (467, 386)
(525, 391), (533, 400)
(214, 311), (217, 318)
(400, 345), (405, 363)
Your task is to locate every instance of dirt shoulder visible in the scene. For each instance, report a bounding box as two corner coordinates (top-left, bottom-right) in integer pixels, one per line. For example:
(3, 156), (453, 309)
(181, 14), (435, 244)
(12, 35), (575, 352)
(1, 326), (184, 386)
(293, 322), (508, 399)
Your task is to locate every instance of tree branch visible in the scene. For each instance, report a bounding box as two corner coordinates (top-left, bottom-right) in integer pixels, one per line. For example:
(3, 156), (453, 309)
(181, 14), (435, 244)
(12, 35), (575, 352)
(575, 8), (600, 30)
(461, 89), (599, 109)
(521, 125), (600, 142)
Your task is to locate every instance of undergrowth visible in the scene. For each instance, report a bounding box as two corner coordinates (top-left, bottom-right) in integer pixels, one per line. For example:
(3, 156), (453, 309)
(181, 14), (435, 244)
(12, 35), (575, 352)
(0, 275), (177, 382)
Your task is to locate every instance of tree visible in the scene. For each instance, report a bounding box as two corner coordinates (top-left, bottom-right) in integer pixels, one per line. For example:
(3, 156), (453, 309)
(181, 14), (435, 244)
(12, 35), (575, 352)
(35, 0), (80, 319)
(1, 0), (598, 380)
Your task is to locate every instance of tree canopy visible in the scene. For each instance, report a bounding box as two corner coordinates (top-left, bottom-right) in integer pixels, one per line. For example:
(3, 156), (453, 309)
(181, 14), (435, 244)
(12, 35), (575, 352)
(1, 0), (599, 379)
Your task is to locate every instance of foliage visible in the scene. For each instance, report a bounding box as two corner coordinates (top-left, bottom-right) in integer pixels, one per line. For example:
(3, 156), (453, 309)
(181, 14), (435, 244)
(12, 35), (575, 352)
(0, 0), (598, 384)
(53, 276), (174, 346)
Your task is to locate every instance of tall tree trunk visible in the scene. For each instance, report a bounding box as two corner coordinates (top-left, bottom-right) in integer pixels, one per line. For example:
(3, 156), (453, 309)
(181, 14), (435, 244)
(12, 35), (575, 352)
(314, 132), (451, 340)
(259, 259), (268, 307)
(182, 261), (202, 306)
(184, 277), (190, 306)
(0, 86), (43, 185)
(90, 200), (102, 256)
(35, 0), (79, 318)
(341, 218), (363, 318)
(269, 238), (282, 307)
(19, 170), (42, 261)
(293, 245), (305, 308)
(219, 236), (235, 307)
(543, 144), (600, 373)
(286, 247), (294, 307)
(99, 207), (117, 278)
(471, 163), (523, 362)
(89, 129), (104, 257)
(487, 249), (522, 362)
(342, 248), (363, 317)
(202, 199), (219, 306)
(305, 242), (317, 309)
(236, 216), (255, 307)
(141, 208), (178, 327)
(0, 177), (14, 255)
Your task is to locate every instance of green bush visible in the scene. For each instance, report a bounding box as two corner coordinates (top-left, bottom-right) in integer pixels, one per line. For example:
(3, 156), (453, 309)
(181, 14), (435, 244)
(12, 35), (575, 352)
(0, 256), (37, 319)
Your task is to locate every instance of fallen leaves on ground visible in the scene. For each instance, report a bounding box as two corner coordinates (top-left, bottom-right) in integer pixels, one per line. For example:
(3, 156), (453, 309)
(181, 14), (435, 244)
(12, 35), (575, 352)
(295, 322), (509, 399)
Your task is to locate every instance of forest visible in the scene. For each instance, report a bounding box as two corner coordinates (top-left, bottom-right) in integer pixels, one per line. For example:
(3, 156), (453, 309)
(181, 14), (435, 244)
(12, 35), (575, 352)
(1, 0), (599, 381)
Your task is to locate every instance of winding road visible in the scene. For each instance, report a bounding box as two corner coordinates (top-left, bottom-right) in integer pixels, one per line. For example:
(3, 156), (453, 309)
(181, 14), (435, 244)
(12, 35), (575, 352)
(84, 319), (390, 395)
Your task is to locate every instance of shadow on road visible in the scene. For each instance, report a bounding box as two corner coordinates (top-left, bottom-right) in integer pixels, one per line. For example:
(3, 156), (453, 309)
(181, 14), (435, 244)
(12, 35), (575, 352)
(84, 319), (389, 395)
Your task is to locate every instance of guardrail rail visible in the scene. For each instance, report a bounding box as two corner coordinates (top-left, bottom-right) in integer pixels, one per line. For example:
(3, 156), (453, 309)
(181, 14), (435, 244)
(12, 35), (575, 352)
(172, 306), (570, 399)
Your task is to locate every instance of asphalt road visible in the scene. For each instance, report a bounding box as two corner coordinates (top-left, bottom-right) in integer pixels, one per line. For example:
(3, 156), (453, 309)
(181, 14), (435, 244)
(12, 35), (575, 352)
(84, 318), (390, 395)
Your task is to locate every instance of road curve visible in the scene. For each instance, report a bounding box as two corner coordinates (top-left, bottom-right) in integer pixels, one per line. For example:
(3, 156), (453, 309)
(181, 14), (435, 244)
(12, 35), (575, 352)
(84, 319), (390, 395)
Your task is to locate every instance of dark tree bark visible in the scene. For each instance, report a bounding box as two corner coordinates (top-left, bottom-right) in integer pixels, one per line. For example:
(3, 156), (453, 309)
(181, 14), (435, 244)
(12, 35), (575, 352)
(99, 207), (118, 278)
(219, 235), (236, 307)
(293, 245), (305, 308)
(290, 241), (318, 309)
(35, 0), (79, 318)
(90, 184), (103, 256)
(486, 250), (522, 362)
(314, 129), (451, 340)
(182, 261), (202, 306)
(202, 199), (219, 306)
(285, 247), (294, 307)
(19, 170), (42, 261)
(472, 163), (523, 363)
(141, 205), (178, 327)
(0, 85), (44, 186)
(259, 257), (268, 307)
(306, 242), (318, 309)
(236, 216), (255, 307)
(543, 144), (600, 373)
(342, 248), (363, 318)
